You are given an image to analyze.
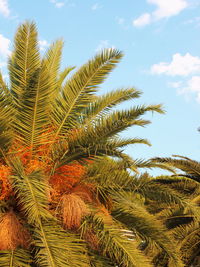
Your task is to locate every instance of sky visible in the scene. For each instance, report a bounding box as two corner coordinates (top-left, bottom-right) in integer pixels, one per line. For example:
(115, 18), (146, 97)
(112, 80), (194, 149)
(0, 0), (199, 173)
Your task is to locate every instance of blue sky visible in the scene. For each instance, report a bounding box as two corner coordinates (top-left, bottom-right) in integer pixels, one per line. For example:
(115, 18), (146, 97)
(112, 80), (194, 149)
(0, 0), (200, 172)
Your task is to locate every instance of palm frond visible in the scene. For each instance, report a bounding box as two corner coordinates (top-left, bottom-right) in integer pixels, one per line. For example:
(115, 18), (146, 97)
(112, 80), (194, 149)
(9, 21), (40, 107)
(0, 74), (14, 151)
(57, 66), (75, 88)
(65, 104), (162, 150)
(89, 252), (115, 266)
(33, 221), (89, 267)
(43, 39), (64, 98)
(0, 72), (9, 93)
(136, 160), (176, 173)
(86, 158), (132, 188)
(106, 137), (151, 148)
(172, 222), (200, 266)
(152, 156), (200, 181)
(132, 175), (200, 219)
(0, 249), (32, 267)
(13, 58), (55, 149)
(11, 160), (89, 267)
(11, 159), (52, 224)
(51, 49), (123, 138)
(111, 190), (184, 267)
(80, 87), (141, 123)
(153, 175), (200, 197)
(91, 213), (153, 267)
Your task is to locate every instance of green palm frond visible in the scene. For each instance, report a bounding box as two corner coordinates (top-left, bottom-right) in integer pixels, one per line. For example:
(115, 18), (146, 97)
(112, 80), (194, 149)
(132, 175), (200, 218)
(44, 40), (63, 76)
(91, 213), (153, 267)
(43, 40), (64, 98)
(85, 104), (161, 139)
(66, 104), (162, 147)
(136, 160), (176, 173)
(86, 158), (132, 188)
(0, 72), (9, 93)
(13, 58), (55, 149)
(111, 191), (184, 267)
(157, 208), (194, 229)
(0, 249), (32, 267)
(80, 87), (141, 123)
(33, 222), (89, 267)
(0, 73), (14, 151)
(9, 21), (40, 107)
(152, 156), (200, 181)
(153, 175), (200, 197)
(89, 252), (115, 266)
(172, 222), (200, 266)
(57, 66), (75, 88)
(56, 141), (132, 168)
(106, 137), (151, 148)
(51, 49), (123, 138)
(11, 164), (52, 224)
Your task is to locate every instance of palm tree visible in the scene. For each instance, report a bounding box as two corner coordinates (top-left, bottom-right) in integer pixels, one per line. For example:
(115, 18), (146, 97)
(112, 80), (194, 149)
(151, 156), (200, 266)
(0, 21), (183, 266)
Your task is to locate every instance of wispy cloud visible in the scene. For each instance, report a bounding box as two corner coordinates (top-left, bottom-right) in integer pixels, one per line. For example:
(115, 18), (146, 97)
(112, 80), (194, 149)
(50, 0), (65, 8)
(133, 13), (151, 27)
(0, 0), (10, 17)
(95, 40), (115, 52)
(91, 3), (102, 11)
(133, 0), (188, 27)
(178, 76), (200, 103)
(39, 40), (50, 51)
(150, 53), (200, 76)
(0, 34), (11, 57)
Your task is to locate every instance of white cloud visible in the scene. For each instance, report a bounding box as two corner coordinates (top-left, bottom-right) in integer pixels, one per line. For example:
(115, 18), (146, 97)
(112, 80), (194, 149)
(151, 53), (200, 76)
(50, 0), (65, 8)
(0, 0), (10, 17)
(149, 0), (188, 19)
(95, 40), (115, 52)
(0, 34), (11, 57)
(38, 40), (50, 51)
(133, 0), (188, 27)
(133, 13), (152, 27)
(178, 76), (200, 102)
(91, 3), (102, 10)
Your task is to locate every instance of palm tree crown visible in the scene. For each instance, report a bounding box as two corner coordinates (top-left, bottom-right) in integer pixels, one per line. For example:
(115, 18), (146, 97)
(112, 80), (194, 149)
(0, 21), (189, 267)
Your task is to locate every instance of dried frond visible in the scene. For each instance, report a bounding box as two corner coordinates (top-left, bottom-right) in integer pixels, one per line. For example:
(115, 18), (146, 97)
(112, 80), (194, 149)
(62, 193), (89, 229)
(0, 211), (31, 250)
